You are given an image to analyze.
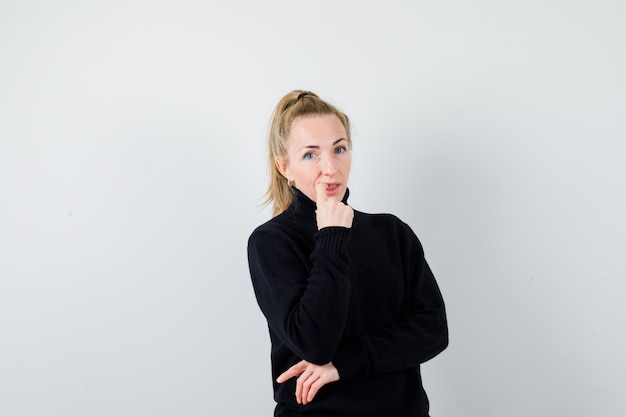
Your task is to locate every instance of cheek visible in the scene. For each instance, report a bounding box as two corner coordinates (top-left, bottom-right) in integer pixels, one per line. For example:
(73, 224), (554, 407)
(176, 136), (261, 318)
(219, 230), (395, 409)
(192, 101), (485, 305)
(292, 165), (316, 182)
(342, 158), (352, 173)
(302, 168), (320, 182)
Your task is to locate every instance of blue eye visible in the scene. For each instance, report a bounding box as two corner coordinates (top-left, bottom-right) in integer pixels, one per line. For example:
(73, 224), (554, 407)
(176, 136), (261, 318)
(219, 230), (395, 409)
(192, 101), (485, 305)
(335, 146), (347, 154)
(303, 152), (315, 160)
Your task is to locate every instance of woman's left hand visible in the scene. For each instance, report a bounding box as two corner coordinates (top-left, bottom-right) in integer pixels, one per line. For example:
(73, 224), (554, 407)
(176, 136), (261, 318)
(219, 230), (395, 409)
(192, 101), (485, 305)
(276, 360), (339, 405)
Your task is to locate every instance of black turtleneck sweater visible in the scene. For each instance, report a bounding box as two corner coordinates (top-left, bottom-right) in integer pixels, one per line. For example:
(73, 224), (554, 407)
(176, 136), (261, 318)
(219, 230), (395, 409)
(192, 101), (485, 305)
(247, 189), (448, 417)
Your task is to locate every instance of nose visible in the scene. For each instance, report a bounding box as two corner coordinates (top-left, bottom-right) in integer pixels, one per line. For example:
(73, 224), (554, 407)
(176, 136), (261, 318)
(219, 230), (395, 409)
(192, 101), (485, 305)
(321, 154), (337, 175)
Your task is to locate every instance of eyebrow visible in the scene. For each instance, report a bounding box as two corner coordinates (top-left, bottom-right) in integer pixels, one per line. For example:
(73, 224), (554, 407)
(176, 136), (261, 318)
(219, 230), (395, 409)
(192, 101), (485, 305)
(302, 138), (347, 150)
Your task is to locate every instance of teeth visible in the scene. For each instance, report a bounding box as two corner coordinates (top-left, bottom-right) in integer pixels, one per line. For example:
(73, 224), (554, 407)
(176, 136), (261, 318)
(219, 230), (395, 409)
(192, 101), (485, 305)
(328, 184), (338, 189)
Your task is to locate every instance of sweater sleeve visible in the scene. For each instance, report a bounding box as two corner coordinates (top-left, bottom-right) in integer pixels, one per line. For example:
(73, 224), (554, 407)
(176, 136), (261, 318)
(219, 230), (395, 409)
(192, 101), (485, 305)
(332, 221), (448, 380)
(247, 225), (352, 365)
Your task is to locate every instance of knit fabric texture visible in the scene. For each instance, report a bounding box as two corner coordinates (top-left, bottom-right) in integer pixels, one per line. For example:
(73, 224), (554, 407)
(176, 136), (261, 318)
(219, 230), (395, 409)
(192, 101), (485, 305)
(248, 188), (448, 416)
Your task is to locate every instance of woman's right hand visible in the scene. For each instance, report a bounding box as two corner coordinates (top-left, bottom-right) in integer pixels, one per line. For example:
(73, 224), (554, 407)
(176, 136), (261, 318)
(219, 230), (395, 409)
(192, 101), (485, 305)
(315, 182), (354, 229)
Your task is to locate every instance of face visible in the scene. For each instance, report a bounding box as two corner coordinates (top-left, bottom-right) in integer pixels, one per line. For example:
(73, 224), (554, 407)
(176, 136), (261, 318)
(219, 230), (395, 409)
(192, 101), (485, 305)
(276, 114), (351, 203)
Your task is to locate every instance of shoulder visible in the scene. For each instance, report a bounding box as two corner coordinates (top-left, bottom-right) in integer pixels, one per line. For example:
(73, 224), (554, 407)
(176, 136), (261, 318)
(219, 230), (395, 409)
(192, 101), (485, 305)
(354, 209), (411, 231)
(248, 213), (288, 244)
(353, 209), (423, 249)
(247, 209), (309, 252)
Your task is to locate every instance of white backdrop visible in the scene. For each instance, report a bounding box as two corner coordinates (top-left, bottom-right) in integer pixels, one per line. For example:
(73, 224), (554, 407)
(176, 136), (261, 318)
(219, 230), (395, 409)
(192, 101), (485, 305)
(1, 1), (625, 416)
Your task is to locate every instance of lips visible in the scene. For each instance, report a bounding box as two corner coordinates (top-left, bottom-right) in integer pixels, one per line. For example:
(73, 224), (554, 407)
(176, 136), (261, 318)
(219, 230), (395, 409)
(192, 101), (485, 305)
(325, 183), (341, 196)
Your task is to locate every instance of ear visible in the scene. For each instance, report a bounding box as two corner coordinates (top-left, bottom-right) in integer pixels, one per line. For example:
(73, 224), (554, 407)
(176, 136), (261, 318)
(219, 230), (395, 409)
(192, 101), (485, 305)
(275, 156), (289, 178)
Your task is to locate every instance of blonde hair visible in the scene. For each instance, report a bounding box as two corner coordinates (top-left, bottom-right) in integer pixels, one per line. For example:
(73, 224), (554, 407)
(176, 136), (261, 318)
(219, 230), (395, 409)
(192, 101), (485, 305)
(263, 90), (352, 217)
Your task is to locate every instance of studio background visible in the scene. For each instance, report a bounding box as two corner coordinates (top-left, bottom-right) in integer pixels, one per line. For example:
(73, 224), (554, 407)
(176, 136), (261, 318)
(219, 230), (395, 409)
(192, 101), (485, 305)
(1, 1), (625, 416)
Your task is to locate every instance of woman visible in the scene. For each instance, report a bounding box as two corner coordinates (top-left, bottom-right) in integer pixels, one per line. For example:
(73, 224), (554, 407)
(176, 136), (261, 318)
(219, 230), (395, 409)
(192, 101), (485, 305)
(247, 90), (448, 416)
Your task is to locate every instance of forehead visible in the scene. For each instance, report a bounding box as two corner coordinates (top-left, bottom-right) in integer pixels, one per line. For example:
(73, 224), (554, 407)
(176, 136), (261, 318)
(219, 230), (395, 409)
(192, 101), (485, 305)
(288, 114), (346, 145)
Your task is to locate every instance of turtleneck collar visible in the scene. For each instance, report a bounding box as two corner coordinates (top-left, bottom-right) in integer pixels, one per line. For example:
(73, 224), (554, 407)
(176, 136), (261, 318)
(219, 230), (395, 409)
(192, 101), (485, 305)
(290, 187), (350, 218)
